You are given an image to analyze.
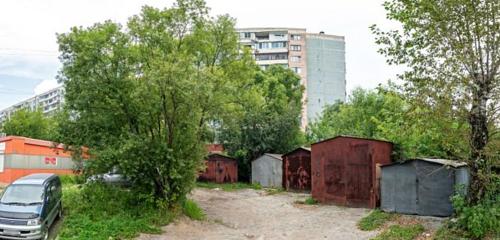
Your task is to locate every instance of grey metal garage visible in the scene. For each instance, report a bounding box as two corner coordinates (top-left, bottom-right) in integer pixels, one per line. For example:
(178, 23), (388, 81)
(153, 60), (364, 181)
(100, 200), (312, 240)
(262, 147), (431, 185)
(381, 158), (469, 217)
(251, 153), (282, 187)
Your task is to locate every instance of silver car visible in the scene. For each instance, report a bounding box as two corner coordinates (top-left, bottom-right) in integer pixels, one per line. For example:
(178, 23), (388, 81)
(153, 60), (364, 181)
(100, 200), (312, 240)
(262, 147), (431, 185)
(0, 174), (62, 240)
(87, 167), (130, 186)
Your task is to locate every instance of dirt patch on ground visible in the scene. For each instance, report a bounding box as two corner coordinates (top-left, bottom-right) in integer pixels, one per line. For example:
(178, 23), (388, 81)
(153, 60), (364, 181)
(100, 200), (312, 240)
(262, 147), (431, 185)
(138, 188), (380, 240)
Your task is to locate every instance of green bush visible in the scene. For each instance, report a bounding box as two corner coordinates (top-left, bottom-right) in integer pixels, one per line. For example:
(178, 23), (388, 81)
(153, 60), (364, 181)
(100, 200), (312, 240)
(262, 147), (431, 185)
(451, 193), (500, 238)
(182, 199), (205, 220)
(59, 183), (177, 240)
(59, 174), (86, 185)
(371, 224), (424, 240)
(358, 209), (393, 231)
(59, 175), (77, 185)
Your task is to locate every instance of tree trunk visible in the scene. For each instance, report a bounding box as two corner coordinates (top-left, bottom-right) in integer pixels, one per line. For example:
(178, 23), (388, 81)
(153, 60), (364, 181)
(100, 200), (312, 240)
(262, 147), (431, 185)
(468, 75), (490, 203)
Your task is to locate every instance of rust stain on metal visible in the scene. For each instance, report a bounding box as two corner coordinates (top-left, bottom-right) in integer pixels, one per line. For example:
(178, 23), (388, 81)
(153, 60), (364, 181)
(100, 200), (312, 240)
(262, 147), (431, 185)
(198, 153), (238, 183)
(311, 136), (392, 208)
(282, 147), (311, 192)
(206, 144), (224, 153)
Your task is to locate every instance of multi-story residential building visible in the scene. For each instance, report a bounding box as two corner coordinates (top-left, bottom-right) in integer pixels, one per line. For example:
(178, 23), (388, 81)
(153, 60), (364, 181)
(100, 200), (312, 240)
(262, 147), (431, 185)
(0, 86), (64, 125)
(237, 28), (346, 128)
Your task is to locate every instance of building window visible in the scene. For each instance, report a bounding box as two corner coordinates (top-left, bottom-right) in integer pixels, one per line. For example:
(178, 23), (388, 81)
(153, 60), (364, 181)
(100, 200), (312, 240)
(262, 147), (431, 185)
(290, 56), (301, 62)
(258, 42), (270, 49)
(290, 45), (301, 51)
(243, 32), (251, 38)
(292, 67), (302, 74)
(274, 33), (285, 38)
(291, 34), (302, 40)
(256, 53), (288, 61)
(271, 41), (287, 48)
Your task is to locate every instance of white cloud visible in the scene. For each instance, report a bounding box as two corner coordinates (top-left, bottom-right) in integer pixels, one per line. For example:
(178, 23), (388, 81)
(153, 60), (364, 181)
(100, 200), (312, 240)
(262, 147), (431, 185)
(0, 0), (404, 95)
(34, 79), (61, 95)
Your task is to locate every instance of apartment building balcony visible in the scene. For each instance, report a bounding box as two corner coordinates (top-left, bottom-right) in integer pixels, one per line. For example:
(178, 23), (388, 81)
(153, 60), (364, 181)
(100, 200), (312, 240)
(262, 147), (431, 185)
(255, 47), (288, 54)
(239, 38), (253, 44)
(256, 59), (289, 65)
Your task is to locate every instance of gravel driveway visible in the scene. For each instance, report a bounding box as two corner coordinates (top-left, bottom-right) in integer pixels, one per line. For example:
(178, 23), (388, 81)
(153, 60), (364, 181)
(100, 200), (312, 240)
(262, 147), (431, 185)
(138, 188), (379, 240)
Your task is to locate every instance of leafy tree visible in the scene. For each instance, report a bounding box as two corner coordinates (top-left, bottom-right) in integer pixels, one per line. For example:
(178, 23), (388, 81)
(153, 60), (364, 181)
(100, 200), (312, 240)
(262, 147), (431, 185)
(57, 0), (255, 205)
(371, 0), (499, 202)
(308, 87), (469, 160)
(1, 108), (57, 140)
(220, 65), (305, 181)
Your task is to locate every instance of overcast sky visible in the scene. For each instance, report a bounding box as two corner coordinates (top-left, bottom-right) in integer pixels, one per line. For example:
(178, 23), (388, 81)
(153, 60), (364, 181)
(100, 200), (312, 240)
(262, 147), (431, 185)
(0, 0), (402, 110)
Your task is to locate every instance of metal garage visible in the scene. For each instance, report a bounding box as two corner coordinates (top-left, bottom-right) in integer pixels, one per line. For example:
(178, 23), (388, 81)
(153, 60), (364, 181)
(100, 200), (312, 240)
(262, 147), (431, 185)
(198, 153), (238, 183)
(252, 153), (282, 188)
(381, 158), (469, 217)
(282, 147), (311, 192)
(311, 136), (393, 208)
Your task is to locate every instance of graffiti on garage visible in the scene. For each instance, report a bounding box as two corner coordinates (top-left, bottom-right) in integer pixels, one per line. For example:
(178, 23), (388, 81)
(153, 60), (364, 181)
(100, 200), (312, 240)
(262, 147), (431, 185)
(282, 147), (311, 192)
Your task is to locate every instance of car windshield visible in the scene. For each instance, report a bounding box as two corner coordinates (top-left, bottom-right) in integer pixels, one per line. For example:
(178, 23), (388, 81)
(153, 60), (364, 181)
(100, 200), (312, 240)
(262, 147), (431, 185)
(1, 184), (44, 205)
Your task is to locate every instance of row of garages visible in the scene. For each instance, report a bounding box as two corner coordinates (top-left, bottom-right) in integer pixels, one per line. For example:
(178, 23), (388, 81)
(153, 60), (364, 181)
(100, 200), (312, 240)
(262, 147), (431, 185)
(1, 135), (468, 217)
(200, 136), (469, 217)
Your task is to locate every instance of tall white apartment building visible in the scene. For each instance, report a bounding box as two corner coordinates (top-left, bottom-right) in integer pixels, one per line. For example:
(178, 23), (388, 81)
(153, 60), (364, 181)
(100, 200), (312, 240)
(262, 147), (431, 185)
(237, 28), (346, 128)
(0, 86), (64, 125)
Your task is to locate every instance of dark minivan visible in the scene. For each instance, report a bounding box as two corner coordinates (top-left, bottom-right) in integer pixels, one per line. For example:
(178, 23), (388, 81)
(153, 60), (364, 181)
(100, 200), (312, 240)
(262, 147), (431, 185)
(0, 174), (62, 240)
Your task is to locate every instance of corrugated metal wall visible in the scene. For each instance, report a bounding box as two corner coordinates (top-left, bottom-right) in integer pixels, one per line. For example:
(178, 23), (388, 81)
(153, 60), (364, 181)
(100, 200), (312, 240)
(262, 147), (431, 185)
(282, 148), (311, 192)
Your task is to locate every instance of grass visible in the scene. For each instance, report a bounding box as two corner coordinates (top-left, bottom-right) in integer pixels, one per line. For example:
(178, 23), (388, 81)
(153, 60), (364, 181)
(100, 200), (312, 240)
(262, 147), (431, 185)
(295, 196), (318, 205)
(58, 177), (178, 240)
(433, 224), (469, 240)
(304, 197), (318, 205)
(371, 224), (425, 240)
(358, 209), (394, 231)
(433, 220), (500, 240)
(264, 187), (285, 195)
(196, 182), (262, 191)
(182, 199), (205, 221)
